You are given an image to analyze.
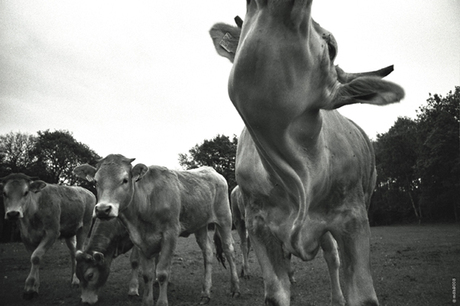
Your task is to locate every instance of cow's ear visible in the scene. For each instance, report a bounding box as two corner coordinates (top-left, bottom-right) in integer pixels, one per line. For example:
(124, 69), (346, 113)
(327, 76), (405, 110)
(132, 164), (149, 182)
(209, 23), (240, 63)
(76, 250), (91, 262)
(29, 180), (47, 193)
(74, 164), (97, 182)
(93, 252), (105, 265)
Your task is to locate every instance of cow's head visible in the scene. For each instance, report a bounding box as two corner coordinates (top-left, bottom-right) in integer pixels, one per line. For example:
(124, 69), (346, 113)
(210, 2), (404, 118)
(75, 250), (108, 305)
(73, 154), (149, 219)
(0, 173), (46, 220)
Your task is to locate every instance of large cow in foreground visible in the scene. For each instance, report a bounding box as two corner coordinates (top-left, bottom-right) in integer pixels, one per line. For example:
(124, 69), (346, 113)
(75, 217), (140, 304)
(0, 173), (95, 299)
(210, 2), (404, 305)
(74, 154), (240, 306)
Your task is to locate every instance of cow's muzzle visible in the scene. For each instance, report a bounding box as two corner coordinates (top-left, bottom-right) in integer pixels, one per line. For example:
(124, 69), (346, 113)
(94, 203), (117, 219)
(6, 210), (21, 220)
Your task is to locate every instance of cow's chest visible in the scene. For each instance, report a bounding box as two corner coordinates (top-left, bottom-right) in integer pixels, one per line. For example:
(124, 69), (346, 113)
(124, 218), (163, 257)
(19, 215), (45, 246)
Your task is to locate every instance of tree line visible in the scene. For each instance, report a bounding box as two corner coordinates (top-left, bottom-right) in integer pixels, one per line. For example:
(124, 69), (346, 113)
(1, 87), (458, 241)
(371, 87), (459, 225)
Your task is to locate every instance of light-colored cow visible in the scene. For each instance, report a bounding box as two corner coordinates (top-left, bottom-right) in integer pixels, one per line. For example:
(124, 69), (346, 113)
(0, 173), (95, 299)
(209, 2), (404, 305)
(74, 154), (240, 306)
(75, 217), (140, 304)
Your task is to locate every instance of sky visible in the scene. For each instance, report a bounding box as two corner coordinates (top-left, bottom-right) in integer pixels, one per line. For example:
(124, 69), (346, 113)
(1, 1), (459, 169)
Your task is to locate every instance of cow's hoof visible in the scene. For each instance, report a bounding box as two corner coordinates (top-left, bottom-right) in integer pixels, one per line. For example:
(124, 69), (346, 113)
(199, 296), (211, 304)
(23, 290), (38, 300)
(232, 292), (241, 298)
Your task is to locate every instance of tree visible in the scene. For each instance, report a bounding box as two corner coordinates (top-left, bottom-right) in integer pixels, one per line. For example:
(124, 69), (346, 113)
(373, 117), (421, 224)
(0, 132), (37, 174)
(415, 87), (460, 222)
(179, 135), (238, 193)
(29, 130), (100, 185)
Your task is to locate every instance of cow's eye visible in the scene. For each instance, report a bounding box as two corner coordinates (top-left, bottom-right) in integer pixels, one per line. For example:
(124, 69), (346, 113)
(24, 191), (29, 196)
(3, 192), (7, 198)
(122, 178), (128, 184)
(87, 272), (94, 281)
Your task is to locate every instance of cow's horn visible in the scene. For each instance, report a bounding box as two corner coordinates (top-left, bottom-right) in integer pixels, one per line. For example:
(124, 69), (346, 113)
(93, 251), (105, 264)
(75, 250), (90, 262)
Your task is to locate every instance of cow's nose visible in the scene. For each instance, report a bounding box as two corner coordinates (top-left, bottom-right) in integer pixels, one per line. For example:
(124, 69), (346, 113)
(95, 204), (112, 219)
(6, 211), (20, 220)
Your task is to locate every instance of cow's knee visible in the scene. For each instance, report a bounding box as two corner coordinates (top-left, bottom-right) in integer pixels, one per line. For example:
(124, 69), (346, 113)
(157, 271), (168, 285)
(31, 255), (40, 265)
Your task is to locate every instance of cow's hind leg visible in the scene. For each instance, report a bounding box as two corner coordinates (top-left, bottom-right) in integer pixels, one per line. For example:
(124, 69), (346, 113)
(234, 214), (251, 279)
(333, 211), (378, 306)
(65, 236), (80, 286)
(195, 226), (213, 304)
(321, 232), (345, 306)
(215, 222), (240, 298)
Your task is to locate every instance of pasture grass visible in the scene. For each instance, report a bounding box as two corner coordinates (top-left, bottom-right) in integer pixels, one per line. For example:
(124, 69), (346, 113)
(0, 224), (458, 305)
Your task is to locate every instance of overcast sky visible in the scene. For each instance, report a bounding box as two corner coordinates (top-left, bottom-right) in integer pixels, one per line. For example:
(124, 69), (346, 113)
(1, 1), (459, 169)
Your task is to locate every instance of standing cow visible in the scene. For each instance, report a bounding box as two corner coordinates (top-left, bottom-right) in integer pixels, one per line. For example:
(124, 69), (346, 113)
(0, 173), (95, 299)
(75, 217), (140, 304)
(209, 2), (404, 305)
(74, 154), (240, 306)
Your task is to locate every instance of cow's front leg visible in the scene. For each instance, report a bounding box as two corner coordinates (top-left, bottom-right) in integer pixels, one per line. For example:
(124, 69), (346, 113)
(320, 232), (345, 306)
(139, 252), (156, 306)
(333, 211), (378, 306)
(155, 232), (177, 306)
(23, 235), (57, 299)
(194, 227), (213, 304)
(128, 247), (140, 296)
(248, 216), (291, 306)
(64, 236), (80, 286)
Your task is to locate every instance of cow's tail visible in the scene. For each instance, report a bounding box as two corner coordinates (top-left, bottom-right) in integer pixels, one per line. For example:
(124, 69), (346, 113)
(211, 224), (227, 269)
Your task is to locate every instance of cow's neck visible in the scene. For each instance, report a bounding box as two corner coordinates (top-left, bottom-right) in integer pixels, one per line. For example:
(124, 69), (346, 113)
(117, 186), (162, 257)
(230, 12), (332, 257)
(86, 221), (118, 255)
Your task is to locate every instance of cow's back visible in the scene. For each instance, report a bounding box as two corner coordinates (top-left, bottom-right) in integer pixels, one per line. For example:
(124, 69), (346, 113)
(40, 185), (95, 238)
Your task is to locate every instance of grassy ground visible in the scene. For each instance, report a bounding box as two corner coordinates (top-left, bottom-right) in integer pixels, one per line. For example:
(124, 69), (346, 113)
(0, 224), (458, 306)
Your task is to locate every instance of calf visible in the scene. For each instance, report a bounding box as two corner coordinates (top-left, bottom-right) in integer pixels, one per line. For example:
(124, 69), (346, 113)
(1, 173), (95, 299)
(74, 154), (240, 306)
(75, 217), (140, 304)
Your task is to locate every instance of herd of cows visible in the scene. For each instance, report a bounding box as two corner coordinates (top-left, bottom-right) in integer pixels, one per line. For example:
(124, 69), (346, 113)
(1, 2), (405, 306)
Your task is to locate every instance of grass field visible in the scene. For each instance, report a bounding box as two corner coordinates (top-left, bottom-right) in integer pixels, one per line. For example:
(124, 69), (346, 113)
(0, 224), (459, 306)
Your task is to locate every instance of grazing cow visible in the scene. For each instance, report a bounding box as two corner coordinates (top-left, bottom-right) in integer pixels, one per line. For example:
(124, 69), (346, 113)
(0, 173), (95, 299)
(209, 2), (404, 305)
(75, 217), (140, 304)
(74, 154), (240, 306)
